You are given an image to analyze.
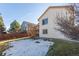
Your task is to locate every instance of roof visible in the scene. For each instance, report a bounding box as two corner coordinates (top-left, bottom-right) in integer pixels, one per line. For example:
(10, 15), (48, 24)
(38, 5), (73, 21)
(22, 21), (36, 25)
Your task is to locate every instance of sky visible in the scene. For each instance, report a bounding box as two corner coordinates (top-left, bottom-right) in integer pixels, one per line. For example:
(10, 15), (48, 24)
(0, 3), (67, 30)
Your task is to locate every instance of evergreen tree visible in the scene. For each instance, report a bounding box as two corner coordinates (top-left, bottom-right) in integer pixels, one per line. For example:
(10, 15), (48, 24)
(9, 20), (20, 33)
(0, 16), (6, 33)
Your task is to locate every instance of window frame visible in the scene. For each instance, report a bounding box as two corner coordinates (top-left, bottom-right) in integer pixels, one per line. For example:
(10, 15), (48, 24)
(42, 18), (48, 25)
(42, 29), (48, 34)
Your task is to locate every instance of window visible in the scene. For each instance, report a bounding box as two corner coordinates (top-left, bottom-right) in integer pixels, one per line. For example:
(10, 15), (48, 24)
(42, 18), (48, 25)
(43, 29), (48, 34)
(76, 20), (79, 22)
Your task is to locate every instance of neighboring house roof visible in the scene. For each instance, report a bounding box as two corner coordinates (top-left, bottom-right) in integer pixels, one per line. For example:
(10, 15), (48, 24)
(21, 21), (36, 31)
(38, 5), (74, 21)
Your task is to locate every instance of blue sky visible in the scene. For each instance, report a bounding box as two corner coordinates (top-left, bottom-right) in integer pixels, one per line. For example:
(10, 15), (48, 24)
(0, 3), (66, 29)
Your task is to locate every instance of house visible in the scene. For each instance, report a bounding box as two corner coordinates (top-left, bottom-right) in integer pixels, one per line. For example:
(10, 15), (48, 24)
(38, 6), (74, 39)
(20, 21), (29, 33)
(20, 21), (38, 37)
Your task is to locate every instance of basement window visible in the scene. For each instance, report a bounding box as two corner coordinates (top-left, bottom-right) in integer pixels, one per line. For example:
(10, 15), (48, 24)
(43, 29), (48, 34)
(76, 20), (79, 22)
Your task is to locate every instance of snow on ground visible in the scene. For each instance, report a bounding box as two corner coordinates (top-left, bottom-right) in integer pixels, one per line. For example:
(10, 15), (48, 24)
(2, 39), (54, 56)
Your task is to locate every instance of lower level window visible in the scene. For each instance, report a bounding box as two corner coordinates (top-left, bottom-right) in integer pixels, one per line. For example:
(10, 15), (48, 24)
(43, 29), (48, 34)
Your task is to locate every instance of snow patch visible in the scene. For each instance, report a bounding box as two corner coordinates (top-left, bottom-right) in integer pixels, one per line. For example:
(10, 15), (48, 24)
(2, 39), (54, 56)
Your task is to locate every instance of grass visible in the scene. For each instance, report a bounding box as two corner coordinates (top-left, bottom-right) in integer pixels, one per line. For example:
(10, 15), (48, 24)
(1, 38), (79, 56)
(0, 42), (10, 56)
(47, 38), (79, 56)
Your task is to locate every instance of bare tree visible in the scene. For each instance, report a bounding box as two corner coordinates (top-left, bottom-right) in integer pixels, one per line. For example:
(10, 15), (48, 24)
(55, 4), (79, 40)
(56, 14), (79, 40)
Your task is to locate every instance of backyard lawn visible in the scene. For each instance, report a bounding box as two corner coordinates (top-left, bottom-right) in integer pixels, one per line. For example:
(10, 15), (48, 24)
(1, 38), (79, 56)
(47, 39), (79, 56)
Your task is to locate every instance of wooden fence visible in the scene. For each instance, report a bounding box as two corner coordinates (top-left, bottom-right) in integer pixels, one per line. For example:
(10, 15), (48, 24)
(0, 33), (28, 41)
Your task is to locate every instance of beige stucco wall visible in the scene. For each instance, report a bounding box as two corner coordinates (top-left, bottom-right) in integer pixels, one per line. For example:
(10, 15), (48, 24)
(39, 8), (72, 39)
